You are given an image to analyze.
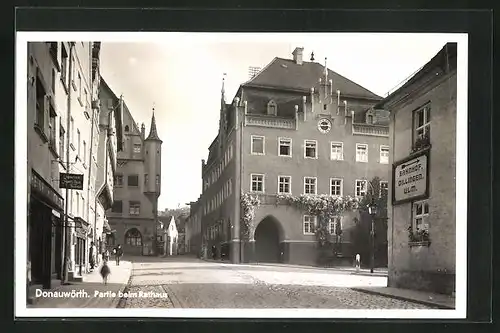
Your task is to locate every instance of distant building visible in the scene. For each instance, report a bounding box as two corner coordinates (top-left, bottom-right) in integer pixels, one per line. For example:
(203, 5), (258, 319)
(186, 198), (203, 256)
(195, 47), (390, 265)
(376, 43), (457, 295)
(248, 66), (261, 79)
(103, 83), (163, 256)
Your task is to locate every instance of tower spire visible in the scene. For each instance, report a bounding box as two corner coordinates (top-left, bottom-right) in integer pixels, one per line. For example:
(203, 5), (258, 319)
(221, 73), (227, 106)
(324, 57), (328, 82)
(146, 105), (162, 142)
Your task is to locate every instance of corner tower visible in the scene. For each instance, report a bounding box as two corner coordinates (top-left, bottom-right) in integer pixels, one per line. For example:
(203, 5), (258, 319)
(143, 109), (163, 255)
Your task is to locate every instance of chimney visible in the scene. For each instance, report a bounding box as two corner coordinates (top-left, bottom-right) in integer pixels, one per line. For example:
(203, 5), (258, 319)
(141, 123), (145, 139)
(292, 47), (304, 65)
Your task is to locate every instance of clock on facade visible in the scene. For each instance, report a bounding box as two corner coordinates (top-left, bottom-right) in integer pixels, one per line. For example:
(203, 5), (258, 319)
(318, 118), (332, 133)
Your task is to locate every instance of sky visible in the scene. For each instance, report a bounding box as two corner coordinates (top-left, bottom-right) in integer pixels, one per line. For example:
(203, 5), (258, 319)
(99, 33), (457, 210)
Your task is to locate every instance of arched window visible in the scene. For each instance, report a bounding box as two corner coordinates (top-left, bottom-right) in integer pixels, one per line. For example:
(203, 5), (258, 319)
(125, 228), (142, 246)
(124, 125), (129, 132)
(267, 100), (277, 116)
(106, 233), (116, 246)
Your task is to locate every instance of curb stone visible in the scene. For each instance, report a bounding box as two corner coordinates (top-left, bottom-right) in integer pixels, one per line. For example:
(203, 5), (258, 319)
(350, 287), (454, 309)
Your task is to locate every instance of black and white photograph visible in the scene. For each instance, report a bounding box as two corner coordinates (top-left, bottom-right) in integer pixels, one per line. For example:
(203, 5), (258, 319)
(15, 31), (467, 319)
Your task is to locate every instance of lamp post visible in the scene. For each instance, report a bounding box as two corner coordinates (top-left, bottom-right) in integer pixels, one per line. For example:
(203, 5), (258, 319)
(367, 197), (378, 274)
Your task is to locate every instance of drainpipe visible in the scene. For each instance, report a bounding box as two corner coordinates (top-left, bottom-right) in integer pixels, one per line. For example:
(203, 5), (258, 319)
(62, 42), (75, 284)
(87, 90), (96, 268)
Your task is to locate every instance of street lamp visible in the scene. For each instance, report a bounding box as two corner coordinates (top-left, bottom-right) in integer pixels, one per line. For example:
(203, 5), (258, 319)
(368, 197), (378, 274)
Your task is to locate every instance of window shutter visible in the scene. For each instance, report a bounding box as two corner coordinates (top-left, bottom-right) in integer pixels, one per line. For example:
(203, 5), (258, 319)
(43, 95), (50, 136)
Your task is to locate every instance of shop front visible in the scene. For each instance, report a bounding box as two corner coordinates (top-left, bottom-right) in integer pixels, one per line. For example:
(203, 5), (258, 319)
(28, 170), (64, 289)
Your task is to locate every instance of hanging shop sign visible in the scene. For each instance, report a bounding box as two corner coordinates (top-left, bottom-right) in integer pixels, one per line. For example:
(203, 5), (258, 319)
(59, 173), (84, 190)
(392, 149), (430, 205)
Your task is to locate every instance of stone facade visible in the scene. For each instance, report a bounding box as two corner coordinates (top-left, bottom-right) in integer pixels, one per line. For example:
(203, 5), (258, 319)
(194, 48), (391, 265)
(378, 43), (457, 295)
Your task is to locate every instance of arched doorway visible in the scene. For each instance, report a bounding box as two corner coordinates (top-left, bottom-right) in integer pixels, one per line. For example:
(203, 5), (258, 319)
(124, 228), (143, 255)
(254, 216), (282, 263)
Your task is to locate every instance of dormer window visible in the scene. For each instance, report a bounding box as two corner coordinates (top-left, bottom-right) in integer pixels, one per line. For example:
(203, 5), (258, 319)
(125, 125), (129, 132)
(267, 100), (277, 116)
(365, 110), (375, 124)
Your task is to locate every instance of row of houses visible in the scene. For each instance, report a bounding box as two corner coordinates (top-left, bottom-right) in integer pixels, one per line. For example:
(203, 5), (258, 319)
(26, 41), (163, 303)
(185, 43), (457, 295)
(27, 42), (122, 296)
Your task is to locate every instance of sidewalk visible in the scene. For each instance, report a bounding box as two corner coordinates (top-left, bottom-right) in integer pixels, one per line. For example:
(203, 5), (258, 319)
(201, 258), (388, 277)
(28, 260), (132, 308)
(351, 286), (455, 309)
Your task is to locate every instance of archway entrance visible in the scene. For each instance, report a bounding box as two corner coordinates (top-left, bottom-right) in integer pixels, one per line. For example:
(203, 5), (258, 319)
(254, 216), (281, 263)
(124, 228), (143, 256)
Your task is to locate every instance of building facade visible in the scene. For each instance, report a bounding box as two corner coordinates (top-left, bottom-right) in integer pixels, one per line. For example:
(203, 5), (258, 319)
(197, 47), (391, 265)
(104, 92), (163, 256)
(186, 198), (203, 256)
(378, 43), (457, 295)
(27, 41), (122, 299)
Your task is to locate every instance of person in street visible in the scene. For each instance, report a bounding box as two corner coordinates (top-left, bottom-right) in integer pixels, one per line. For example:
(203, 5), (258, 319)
(113, 244), (123, 265)
(103, 249), (110, 263)
(211, 245), (216, 260)
(355, 253), (361, 272)
(89, 242), (96, 270)
(100, 260), (110, 285)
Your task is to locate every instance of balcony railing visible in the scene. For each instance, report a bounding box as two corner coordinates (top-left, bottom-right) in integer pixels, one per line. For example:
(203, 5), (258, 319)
(245, 115), (296, 129)
(352, 123), (389, 137)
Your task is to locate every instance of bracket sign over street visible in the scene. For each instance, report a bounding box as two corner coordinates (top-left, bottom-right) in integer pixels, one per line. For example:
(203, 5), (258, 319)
(60, 173), (84, 190)
(392, 149), (430, 205)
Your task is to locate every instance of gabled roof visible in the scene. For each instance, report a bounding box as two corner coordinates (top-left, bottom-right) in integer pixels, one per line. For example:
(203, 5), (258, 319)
(244, 57), (382, 100)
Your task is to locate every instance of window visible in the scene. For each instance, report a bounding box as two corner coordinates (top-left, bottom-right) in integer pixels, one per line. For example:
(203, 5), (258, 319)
(251, 135), (265, 155)
(61, 46), (68, 86)
(278, 138), (292, 157)
(114, 175), (123, 187)
(355, 180), (367, 198)
(380, 181), (389, 198)
(144, 174), (148, 186)
(82, 197), (86, 220)
(329, 216), (343, 235)
(35, 76), (46, 130)
(83, 141), (87, 164)
(59, 124), (65, 158)
(125, 125), (129, 132)
(330, 178), (343, 196)
(304, 177), (317, 194)
(48, 106), (56, 148)
(330, 142), (343, 160)
(251, 174), (264, 192)
(414, 104), (431, 143)
(77, 129), (81, 156)
(51, 69), (56, 94)
(133, 144), (141, 154)
(356, 143), (368, 162)
(78, 72), (82, 99)
(278, 176), (291, 194)
(367, 115), (374, 124)
(128, 175), (139, 187)
(413, 200), (429, 231)
(303, 215), (316, 235)
(129, 201), (141, 215)
(70, 117), (74, 147)
(84, 89), (88, 105)
(267, 100), (277, 116)
(304, 140), (317, 159)
(156, 175), (160, 186)
(125, 228), (142, 246)
(380, 145), (389, 164)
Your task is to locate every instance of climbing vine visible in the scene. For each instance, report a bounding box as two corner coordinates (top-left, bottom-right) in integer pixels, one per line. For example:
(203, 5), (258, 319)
(276, 194), (360, 246)
(240, 192), (261, 240)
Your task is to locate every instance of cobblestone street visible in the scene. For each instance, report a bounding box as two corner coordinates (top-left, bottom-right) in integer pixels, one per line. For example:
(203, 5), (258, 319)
(118, 256), (434, 309)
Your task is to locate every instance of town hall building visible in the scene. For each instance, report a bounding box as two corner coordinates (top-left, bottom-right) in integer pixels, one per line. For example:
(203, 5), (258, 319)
(192, 47), (391, 265)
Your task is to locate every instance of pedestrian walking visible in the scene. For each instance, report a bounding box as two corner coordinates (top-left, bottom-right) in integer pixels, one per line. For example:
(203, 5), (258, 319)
(103, 249), (110, 263)
(113, 244), (123, 265)
(355, 253), (361, 272)
(100, 261), (110, 285)
(211, 245), (216, 260)
(89, 242), (96, 271)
